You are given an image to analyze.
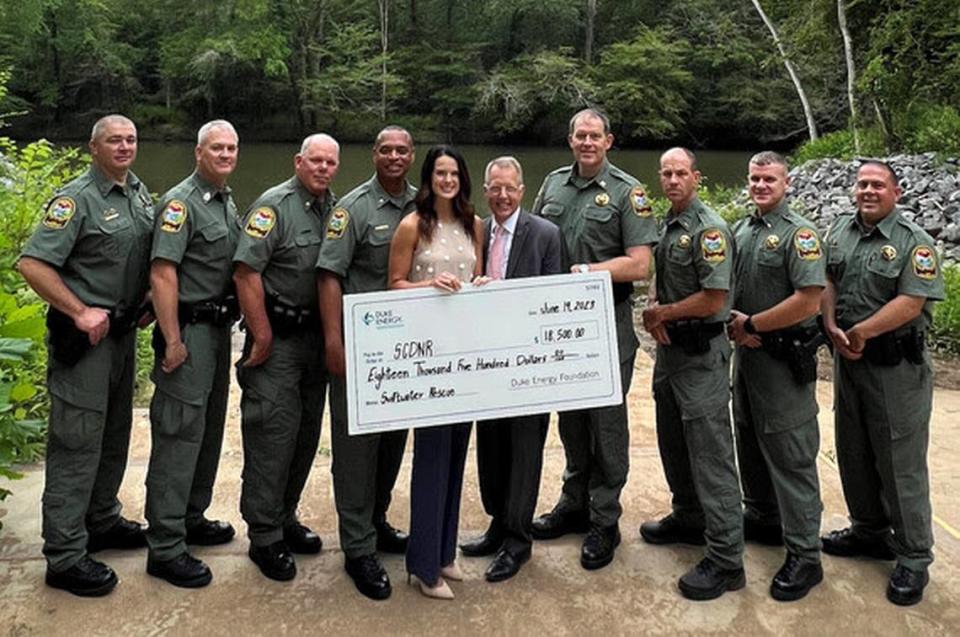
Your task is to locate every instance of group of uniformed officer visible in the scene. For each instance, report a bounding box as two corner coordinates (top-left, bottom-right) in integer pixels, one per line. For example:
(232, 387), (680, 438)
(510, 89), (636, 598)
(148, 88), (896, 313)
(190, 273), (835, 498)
(18, 110), (941, 609)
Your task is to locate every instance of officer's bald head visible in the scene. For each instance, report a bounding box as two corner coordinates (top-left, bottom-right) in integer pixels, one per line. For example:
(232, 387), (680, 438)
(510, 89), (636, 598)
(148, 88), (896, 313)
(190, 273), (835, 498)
(90, 115), (136, 143)
(660, 147), (698, 171)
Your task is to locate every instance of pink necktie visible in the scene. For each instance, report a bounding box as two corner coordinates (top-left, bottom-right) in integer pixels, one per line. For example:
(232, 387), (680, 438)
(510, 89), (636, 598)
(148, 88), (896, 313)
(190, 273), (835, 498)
(488, 224), (506, 280)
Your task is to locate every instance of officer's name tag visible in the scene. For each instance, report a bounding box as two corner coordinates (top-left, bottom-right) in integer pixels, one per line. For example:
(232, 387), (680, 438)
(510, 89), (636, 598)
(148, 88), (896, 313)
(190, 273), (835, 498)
(343, 272), (623, 435)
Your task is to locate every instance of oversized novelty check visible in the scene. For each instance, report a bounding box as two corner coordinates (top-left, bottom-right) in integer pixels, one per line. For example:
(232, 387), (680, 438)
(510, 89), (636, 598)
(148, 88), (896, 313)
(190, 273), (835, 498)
(343, 271), (622, 435)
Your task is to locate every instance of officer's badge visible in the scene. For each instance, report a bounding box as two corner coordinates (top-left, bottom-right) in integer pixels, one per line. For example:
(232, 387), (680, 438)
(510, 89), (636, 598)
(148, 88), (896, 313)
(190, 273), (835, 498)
(594, 193), (610, 207)
(245, 207), (276, 239)
(630, 186), (653, 217)
(326, 207), (350, 239)
(701, 229), (726, 263)
(42, 197), (76, 230)
(678, 234), (691, 248)
(765, 235), (780, 250)
(912, 245), (938, 280)
(160, 200), (187, 233)
(794, 229), (822, 260)
(881, 245), (897, 261)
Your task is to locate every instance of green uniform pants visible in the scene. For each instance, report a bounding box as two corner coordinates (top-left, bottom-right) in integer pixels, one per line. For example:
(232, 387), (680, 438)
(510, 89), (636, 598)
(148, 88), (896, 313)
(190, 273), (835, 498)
(733, 368), (822, 562)
(145, 323), (231, 561)
(835, 354), (934, 571)
(330, 375), (408, 559)
(554, 300), (637, 528)
(42, 330), (137, 572)
(653, 336), (743, 570)
(237, 330), (326, 547)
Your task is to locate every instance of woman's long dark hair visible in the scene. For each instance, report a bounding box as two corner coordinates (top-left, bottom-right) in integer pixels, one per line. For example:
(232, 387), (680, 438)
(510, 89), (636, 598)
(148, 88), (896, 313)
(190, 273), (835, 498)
(414, 145), (476, 242)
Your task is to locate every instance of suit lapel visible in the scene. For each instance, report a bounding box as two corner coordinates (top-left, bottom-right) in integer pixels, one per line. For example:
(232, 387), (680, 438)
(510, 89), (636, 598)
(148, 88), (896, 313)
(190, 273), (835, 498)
(482, 217), (492, 272)
(505, 209), (529, 279)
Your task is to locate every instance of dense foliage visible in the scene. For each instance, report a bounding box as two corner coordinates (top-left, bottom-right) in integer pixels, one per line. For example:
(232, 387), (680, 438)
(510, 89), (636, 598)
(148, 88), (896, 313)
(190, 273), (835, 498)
(0, 0), (957, 151)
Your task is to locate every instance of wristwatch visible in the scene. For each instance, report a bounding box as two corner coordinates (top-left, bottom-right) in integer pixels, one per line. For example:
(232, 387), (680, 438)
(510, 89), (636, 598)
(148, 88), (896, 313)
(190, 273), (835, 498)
(744, 316), (757, 335)
(577, 263), (590, 274)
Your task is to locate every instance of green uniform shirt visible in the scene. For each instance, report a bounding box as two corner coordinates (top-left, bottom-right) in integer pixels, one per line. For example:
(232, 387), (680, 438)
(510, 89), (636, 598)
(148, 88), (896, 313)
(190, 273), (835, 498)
(21, 164), (154, 310)
(655, 198), (734, 323)
(315, 174), (418, 294)
(233, 176), (335, 308)
(531, 159), (658, 301)
(733, 199), (826, 323)
(732, 199), (825, 430)
(151, 172), (241, 304)
(826, 208), (945, 329)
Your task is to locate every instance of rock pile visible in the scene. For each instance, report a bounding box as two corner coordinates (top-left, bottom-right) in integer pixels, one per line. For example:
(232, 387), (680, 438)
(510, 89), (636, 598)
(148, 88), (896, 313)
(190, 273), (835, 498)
(788, 154), (960, 260)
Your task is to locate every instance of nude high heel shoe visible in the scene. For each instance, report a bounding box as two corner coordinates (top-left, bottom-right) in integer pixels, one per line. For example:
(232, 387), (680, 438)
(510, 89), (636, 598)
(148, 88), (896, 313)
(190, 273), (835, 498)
(440, 562), (463, 581)
(408, 573), (455, 600)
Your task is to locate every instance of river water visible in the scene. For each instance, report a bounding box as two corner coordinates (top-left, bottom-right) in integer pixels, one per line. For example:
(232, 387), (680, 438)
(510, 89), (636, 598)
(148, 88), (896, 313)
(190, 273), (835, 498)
(134, 142), (753, 212)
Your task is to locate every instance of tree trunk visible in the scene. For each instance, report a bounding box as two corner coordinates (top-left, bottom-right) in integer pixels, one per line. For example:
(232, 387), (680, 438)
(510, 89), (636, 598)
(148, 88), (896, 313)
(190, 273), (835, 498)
(408, 0), (417, 38)
(584, 0), (597, 65)
(378, 0), (389, 121)
(837, 0), (859, 152)
(749, 0), (819, 140)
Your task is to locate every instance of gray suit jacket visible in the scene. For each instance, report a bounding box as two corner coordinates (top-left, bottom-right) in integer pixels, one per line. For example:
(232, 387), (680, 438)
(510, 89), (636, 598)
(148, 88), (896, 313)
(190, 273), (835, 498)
(483, 208), (564, 279)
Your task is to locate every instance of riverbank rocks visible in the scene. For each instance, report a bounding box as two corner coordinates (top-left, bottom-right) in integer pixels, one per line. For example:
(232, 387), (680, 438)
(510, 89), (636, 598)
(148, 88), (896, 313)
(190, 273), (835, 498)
(788, 154), (960, 261)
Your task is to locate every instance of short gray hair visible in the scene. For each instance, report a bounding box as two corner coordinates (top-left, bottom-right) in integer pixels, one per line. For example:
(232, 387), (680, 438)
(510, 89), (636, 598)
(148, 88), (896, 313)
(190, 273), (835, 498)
(90, 114), (136, 142)
(484, 156), (524, 185)
(661, 146), (698, 171)
(374, 125), (413, 150)
(197, 119), (238, 146)
(749, 151), (788, 169)
(569, 108), (611, 135)
(300, 133), (340, 155)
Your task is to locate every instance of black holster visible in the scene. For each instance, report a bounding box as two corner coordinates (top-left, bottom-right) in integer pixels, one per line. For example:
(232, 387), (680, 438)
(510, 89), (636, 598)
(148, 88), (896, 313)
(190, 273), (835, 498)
(46, 307), (92, 366)
(667, 320), (724, 356)
(762, 327), (825, 385)
(266, 295), (318, 337)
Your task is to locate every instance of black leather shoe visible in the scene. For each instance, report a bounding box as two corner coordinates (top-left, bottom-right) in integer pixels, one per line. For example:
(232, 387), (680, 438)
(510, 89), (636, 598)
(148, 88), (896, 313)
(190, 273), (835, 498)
(886, 565), (929, 606)
(678, 557), (746, 601)
(639, 514), (706, 546)
(531, 508), (590, 540)
(283, 523), (322, 554)
(147, 552), (212, 588)
(186, 519), (235, 546)
(345, 554), (392, 600)
(770, 553), (823, 601)
(580, 525), (621, 570)
(744, 517), (783, 547)
(375, 521), (408, 554)
(248, 541), (296, 581)
(87, 517), (147, 553)
(460, 527), (504, 557)
(821, 527), (895, 560)
(485, 547), (531, 582)
(45, 556), (118, 597)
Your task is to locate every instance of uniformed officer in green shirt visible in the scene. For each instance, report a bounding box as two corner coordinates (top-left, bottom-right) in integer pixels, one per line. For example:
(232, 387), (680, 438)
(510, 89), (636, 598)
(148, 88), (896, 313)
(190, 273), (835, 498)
(640, 147), (744, 601)
(144, 120), (242, 588)
(529, 108), (656, 570)
(18, 114), (153, 597)
(727, 151), (825, 601)
(233, 133), (339, 582)
(317, 126), (417, 600)
(820, 160), (944, 607)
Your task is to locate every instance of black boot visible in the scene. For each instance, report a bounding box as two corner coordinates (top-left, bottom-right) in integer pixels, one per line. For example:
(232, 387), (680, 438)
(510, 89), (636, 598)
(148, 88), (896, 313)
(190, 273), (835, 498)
(678, 557), (746, 601)
(147, 552), (213, 588)
(580, 524), (620, 570)
(46, 556), (118, 597)
(770, 553), (823, 601)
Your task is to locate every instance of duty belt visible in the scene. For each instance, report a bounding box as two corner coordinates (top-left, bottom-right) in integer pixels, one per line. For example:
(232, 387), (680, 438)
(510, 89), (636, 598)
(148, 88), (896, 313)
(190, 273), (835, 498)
(179, 295), (240, 327)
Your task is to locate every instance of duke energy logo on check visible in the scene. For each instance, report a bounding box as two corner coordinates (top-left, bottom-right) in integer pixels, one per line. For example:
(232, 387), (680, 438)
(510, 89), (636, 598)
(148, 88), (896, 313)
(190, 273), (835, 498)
(363, 309), (404, 329)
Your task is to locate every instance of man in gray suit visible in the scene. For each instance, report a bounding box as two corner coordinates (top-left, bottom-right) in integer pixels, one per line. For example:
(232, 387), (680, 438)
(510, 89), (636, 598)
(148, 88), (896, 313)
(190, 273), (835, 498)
(459, 156), (564, 582)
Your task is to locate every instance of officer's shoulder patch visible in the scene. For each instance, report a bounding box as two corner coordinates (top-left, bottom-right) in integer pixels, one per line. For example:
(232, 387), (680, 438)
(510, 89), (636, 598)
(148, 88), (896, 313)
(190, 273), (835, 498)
(700, 228), (727, 263)
(245, 207), (277, 239)
(42, 196), (77, 230)
(629, 185), (653, 217)
(793, 227), (822, 260)
(912, 245), (938, 280)
(326, 207), (350, 239)
(160, 200), (188, 233)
